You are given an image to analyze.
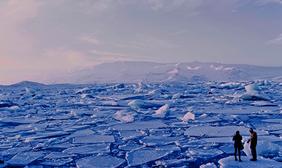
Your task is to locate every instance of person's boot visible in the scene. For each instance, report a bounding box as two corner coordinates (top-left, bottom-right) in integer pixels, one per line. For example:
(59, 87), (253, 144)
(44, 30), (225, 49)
(239, 158), (242, 162)
(235, 157), (238, 161)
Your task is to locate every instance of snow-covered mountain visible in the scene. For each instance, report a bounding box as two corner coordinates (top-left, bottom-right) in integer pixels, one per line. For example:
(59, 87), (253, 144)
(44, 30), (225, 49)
(60, 61), (282, 84)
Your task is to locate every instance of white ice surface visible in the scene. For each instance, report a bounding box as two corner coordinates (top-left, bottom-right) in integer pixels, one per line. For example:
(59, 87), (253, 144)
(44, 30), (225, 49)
(113, 110), (134, 123)
(126, 148), (171, 166)
(6, 152), (44, 166)
(154, 104), (169, 118)
(184, 126), (267, 137)
(73, 134), (115, 144)
(181, 111), (195, 122)
(219, 156), (282, 168)
(112, 121), (168, 131)
(76, 155), (125, 168)
(62, 144), (109, 155)
(200, 162), (217, 168)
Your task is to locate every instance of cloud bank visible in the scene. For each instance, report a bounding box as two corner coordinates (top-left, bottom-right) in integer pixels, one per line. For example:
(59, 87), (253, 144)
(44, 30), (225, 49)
(0, 0), (282, 84)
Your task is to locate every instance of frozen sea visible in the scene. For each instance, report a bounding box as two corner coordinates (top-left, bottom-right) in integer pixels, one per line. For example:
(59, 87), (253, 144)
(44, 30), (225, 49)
(0, 81), (281, 168)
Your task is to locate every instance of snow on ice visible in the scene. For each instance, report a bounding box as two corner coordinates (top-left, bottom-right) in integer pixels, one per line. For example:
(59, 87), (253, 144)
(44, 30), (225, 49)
(219, 156), (282, 168)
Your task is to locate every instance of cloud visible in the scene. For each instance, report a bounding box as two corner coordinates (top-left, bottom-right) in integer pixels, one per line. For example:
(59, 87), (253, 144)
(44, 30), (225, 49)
(146, 0), (203, 11)
(90, 50), (132, 61)
(0, 0), (41, 56)
(1, 0), (282, 83)
(256, 0), (282, 5)
(0, 0), (98, 84)
(266, 34), (282, 45)
(80, 35), (101, 45)
(42, 49), (97, 70)
(0, 0), (41, 23)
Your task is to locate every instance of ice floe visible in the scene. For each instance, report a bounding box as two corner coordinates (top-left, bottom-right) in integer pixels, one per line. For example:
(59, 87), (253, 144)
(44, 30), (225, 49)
(6, 152), (44, 167)
(73, 134), (115, 144)
(219, 156), (282, 168)
(63, 144), (109, 155)
(140, 135), (182, 146)
(184, 126), (266, 137)
(112, 121), (168, 131)
(126, 148), (171, 166)
(76, 155), (125, 168)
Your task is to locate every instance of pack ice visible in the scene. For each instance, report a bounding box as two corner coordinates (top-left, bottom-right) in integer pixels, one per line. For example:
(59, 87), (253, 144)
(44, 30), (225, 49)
(0, 81), (281, 167)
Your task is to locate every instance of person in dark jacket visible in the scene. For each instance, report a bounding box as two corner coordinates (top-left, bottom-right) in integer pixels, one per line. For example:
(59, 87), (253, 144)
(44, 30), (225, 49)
(233, 131), (243, 161)
(247, 128), (257, 161)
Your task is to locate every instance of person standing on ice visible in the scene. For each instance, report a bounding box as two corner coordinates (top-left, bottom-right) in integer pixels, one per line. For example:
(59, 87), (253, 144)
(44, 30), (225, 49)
(247, 128), (257, 161)
(233, 131), (243, 161)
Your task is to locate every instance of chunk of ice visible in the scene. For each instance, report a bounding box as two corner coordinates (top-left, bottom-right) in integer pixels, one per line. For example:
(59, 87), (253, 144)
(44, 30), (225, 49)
(251, 101), (277, 107)
(262, 119), (282, 123)
(44, 152), (74, 159)
(119, 141), (143, 151)
(76, 155), (125, 168)
(113, 110), (134, 123)
(67, 129), (95, 138)
(140, 136), (182, 146)
(126, 148), (171, 166)
(257, 141), (282, 158)
(1, 146), (32, 157)
(63, 144), (109, 155)
(112, 121), (168, 131)
(245, 84), (259, 95)
(128, 100), (163, 110)
(41, 158), (73, 167)
(184, 126), (267, 137)
(187, 148), (223, 158)
(181, 111), (195, 122)
(6, 152), (44, 167)
(73, 135), (115, 144)
(200, 162), (217, 168)
(119, 130), (144, 140)
(154, 104), (169, 118)
(219, 156), (282, 168)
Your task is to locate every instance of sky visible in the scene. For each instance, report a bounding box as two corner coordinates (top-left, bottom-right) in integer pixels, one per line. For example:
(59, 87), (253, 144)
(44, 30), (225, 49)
(1, 0), (282, 84)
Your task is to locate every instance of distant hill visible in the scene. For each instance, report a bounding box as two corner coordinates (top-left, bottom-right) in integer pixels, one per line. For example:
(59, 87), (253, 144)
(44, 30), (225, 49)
(6, 81), (46, 87)
(58, 61), (282, 84)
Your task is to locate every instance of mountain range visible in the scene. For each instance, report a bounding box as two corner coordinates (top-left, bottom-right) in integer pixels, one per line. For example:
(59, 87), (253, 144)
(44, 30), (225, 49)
(56, 61), (282, 84)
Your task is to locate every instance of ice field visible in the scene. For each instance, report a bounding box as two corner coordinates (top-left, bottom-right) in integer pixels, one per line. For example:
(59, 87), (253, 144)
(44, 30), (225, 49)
(0, 81), (281, 167)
